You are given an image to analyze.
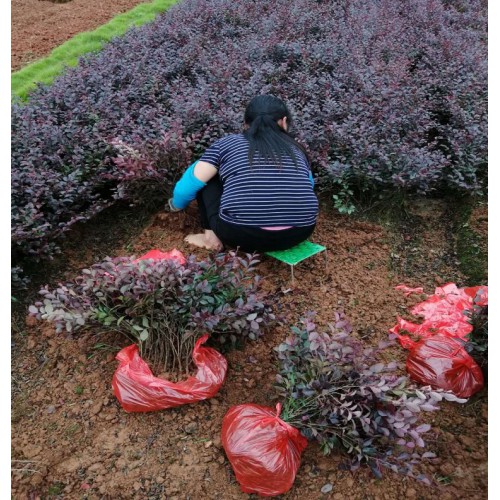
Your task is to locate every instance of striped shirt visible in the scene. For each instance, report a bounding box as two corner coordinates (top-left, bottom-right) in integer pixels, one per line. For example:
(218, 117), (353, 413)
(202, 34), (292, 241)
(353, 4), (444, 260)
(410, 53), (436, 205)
(199, 134), (319, 227)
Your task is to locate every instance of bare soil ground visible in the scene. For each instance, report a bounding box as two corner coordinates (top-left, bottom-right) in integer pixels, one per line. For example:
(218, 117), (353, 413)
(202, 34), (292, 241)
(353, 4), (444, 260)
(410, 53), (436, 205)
(11, 198), (488, 499)
(11, 0), (150, 71)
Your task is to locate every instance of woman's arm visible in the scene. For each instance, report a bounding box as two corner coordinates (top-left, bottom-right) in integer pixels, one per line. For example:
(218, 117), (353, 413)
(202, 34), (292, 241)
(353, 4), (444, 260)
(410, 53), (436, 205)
(169, 160), (218, 210)
(309, 171), (314, 187)
(193, 161), (218, 182)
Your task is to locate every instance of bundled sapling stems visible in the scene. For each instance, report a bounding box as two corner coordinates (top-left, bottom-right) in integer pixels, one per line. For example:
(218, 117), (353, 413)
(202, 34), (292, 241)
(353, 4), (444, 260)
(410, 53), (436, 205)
(275, 312), (466, 483)
(29, 252), (275, 372)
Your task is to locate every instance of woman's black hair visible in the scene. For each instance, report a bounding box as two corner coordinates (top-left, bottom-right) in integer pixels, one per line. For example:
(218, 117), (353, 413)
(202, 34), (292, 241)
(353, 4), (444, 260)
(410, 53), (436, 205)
(243, 95), (310, 168)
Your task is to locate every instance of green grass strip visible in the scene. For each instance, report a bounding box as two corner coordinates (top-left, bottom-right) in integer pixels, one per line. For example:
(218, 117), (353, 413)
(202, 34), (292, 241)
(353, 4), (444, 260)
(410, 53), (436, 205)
(455, 198), (488, 285)
(11, 0), (178, 101)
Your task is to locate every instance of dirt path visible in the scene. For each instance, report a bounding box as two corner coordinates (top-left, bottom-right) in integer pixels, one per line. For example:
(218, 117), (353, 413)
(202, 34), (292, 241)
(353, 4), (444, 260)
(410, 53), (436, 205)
(11, 0), (151, 71)
(11, 200), (488, 499)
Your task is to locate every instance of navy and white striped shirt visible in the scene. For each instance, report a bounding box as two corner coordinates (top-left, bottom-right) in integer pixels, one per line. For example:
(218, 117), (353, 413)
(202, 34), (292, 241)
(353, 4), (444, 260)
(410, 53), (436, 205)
(199, 134), (319, 227)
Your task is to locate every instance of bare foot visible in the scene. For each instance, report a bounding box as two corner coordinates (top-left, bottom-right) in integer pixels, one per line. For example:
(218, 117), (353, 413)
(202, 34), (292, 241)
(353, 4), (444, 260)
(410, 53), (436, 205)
(184, 233), (208, 249)
(184, 230), (223, 251)
(203, 230), (224, 251)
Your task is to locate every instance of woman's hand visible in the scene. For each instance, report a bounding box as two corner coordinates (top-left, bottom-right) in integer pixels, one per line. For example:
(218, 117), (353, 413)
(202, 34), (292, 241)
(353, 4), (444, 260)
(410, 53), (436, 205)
(166, 198), (182, 212)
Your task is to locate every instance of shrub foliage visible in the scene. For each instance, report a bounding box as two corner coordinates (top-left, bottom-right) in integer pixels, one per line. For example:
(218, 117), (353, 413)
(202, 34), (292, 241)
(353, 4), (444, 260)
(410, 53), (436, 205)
(12, 0), (487, 263)
(464, 291), (488, 369)
(29, 252), (275, 371)
(275, 313), (466, 483)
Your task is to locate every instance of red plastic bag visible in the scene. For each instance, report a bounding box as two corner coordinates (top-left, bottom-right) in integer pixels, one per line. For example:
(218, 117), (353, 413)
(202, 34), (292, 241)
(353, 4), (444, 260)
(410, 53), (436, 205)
(404, 336), (484, 398)
(395, 284), (424, 297)
(390, 312), (473, 343)
(112, 334), (227, 412)
(222, 403), (307, 497)
(135, 248), (186, 265)
(463, 285), (488, 307)
(391, 282), (488, 342)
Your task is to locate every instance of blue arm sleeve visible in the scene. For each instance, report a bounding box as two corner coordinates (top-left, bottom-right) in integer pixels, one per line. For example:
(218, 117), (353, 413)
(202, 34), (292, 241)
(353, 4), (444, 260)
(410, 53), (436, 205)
(309, 171), (315, 188)
(172, 161), (207, 209)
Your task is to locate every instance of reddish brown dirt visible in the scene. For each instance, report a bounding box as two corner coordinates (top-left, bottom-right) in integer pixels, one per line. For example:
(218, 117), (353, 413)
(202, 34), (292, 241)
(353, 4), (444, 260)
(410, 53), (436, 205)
(11, 200), (488, 499)
(11, 0), (150, 71)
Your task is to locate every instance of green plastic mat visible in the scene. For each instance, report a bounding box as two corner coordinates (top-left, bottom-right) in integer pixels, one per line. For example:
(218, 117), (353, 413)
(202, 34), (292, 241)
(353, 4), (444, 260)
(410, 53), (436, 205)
(265, 241), (326, 266)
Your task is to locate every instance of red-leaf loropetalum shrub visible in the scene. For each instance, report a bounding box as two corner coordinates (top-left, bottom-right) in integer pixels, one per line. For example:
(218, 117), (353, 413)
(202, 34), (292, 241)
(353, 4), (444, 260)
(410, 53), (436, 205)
(12, 0), (487, 263)
(276, 313), (467, 483)
(28, 252), (275, 370)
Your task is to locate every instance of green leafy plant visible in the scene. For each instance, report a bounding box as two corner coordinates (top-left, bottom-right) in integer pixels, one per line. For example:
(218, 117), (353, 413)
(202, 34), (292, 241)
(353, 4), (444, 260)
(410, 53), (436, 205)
(327, 171), (357, 215)
(275, 313), (466, 483)
(29, 252), (275, 372)
(47, 482), (65, 496)
(464, 290), (488, 369)
(332, 189), (356, 215)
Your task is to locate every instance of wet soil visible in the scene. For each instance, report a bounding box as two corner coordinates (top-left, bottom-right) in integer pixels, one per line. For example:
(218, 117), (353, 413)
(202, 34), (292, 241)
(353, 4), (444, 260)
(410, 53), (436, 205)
(11, 197), (488, 499)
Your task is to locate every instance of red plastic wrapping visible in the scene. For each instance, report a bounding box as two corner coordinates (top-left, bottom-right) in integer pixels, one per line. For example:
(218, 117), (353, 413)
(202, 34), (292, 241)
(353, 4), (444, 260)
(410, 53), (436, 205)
(135, 248), (186, 265)
(222, 403), (307, 497)
(391, 283), (488, 342)
(463, 285), (488, 307)
(390, 313), (472, 344)
(112, 334), (227, 412)
(390, 283), (486, 398)
(395, 284), (424, 297)
(405, 336), (484, 398)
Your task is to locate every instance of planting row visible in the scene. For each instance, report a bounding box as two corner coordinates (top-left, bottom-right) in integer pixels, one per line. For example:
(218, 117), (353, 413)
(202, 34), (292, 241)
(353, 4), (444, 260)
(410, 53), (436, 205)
(28, 250), (487, 494)
(12, 0), (487, 267)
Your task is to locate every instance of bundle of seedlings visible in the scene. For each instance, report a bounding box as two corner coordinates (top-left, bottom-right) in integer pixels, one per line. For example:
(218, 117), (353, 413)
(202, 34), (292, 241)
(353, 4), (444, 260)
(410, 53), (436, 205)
(29, 251), (275, 373)
(275, 313), (467, 484)
(129, 311), (195, 378)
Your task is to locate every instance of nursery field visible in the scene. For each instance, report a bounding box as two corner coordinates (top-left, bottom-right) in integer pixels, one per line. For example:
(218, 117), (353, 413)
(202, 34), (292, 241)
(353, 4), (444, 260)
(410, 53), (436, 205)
(12, 0), (148, 70)
(11, 197), (488, 499)
(11, 0), (488, 498)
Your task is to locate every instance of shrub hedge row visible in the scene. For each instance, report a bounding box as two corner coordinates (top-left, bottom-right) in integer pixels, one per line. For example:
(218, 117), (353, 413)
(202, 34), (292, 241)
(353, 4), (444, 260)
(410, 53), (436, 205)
(12, 0), (487, 263)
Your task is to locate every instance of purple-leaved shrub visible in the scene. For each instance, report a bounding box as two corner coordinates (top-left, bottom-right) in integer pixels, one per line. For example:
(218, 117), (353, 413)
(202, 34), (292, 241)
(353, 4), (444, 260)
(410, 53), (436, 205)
(12, 0), (487, 265)
(275, 313), (466, 483)
(29, 252), (275, 371)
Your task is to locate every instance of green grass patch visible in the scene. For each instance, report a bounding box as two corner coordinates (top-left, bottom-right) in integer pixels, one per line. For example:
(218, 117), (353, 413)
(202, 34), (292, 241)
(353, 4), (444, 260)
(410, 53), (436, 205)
(12, 0), (178, 101)
(455, 198), (488, 285)
(47, 482), (65, 496)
